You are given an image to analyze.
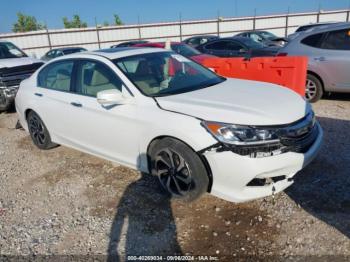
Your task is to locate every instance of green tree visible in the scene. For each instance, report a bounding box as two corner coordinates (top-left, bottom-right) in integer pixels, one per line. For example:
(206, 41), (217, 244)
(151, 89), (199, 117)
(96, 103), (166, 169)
(12, 13), (45, 32)
(63, 15), (87, 29)
(113, 14), (123, 26)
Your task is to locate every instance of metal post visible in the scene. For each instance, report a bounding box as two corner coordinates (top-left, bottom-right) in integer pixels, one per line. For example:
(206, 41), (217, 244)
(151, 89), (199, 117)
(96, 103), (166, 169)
(95, 17), (101, 49)
(138, 15), (142, 40)
(316, 4), (321, 22)
(45, 25), (52, 50)
(285, 7), (290, 37)
(347, 10), (350, 22)
(217, 10), (220, 36)
(253, 9), (257, 30)
(179, 13), (183, 41)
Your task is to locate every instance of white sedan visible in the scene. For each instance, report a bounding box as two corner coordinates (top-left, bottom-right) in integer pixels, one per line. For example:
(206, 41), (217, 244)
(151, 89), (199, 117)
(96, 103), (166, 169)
(15, 47), (323, 202)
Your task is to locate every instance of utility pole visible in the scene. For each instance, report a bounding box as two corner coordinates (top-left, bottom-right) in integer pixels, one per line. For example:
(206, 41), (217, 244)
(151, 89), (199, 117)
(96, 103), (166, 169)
(285, 7), (290, 37)
(179, 13), (183, 41)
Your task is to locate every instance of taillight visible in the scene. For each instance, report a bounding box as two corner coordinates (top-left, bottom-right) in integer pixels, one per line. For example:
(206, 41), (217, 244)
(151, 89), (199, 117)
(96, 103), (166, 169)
(277, 52), (288, 57)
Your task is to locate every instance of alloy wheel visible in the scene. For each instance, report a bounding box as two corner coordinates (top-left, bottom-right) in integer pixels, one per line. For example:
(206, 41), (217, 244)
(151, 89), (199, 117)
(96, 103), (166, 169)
(28, 115), (46, 146)
(305, 79), (317, 101)
(155, 148), (192, 197)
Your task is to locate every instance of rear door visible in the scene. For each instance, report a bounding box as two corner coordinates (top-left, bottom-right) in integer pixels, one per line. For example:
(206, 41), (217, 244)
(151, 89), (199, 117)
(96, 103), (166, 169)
(316, 28), (350, 91)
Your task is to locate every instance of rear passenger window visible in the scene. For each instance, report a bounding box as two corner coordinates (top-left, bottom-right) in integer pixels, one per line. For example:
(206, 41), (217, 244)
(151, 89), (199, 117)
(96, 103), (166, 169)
(76, 60), (123, 97)
(301, 33), (324, 47)
(38, 61), (73, 91)
(321, 29), (350, 50)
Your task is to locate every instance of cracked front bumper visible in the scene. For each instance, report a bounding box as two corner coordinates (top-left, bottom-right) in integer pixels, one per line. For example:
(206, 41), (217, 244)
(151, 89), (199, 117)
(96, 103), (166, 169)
(203, 122), (323, 203)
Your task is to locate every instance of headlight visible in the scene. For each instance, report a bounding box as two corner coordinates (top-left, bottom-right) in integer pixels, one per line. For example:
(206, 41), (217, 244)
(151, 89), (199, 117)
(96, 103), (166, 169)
(202, 121), (280, 145)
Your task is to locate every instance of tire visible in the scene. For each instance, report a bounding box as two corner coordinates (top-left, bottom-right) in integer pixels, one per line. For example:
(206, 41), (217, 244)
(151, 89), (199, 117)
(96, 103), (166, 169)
(27, 111), (57, 150)
(149, 137), (209, 202)
(306, 74), (323, 103)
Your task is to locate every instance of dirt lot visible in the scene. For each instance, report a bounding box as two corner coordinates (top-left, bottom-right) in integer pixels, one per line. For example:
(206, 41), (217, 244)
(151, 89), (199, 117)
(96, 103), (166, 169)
(0, 95), (349, 261)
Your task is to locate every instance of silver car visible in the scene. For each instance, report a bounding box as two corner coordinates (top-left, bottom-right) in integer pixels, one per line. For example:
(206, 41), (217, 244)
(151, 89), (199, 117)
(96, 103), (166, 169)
(278, 22), (350, 102)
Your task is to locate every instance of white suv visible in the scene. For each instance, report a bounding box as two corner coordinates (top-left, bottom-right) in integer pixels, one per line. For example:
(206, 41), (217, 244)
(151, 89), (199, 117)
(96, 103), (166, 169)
(15, 48), (323, 202)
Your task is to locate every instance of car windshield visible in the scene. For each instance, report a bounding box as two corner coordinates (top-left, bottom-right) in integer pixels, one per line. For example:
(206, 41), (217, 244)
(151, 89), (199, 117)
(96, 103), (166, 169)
(240, 38), (266, 48)
(63, 48), (86, 55)
(259, 31), (277, 40)
(171, 44), (201, 57)
(0, 42), (27, 59)
(114, 51), (225, 97)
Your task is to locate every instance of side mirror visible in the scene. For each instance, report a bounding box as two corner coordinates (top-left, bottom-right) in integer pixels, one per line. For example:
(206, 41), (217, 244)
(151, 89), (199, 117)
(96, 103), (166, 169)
(97, 89), (126, 105)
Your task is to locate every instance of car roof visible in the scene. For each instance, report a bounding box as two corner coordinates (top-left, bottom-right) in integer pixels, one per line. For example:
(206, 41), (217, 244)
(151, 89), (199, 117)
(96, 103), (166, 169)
(290, 22), (350, 39)
(57, 47), (170, 60)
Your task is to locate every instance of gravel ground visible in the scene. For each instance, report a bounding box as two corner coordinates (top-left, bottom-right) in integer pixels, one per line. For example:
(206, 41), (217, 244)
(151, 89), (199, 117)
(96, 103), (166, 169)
(0, 95), (349, 261)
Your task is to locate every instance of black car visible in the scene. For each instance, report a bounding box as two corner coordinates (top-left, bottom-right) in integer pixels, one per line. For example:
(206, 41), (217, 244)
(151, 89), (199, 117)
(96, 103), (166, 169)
(295, 22), (340, 32)
(182, 35), (219, 48)
(111, 40), (149, 48)
(41, 47), (87, 61)
(235, 31), (286, 47)
(196, 37), (279, 58)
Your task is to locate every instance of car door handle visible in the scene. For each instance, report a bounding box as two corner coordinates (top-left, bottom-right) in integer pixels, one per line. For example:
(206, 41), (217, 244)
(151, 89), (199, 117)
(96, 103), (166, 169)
(34, 93), (43, 97)
(70, 102), (82, 107)
(314, 57), (326, 61)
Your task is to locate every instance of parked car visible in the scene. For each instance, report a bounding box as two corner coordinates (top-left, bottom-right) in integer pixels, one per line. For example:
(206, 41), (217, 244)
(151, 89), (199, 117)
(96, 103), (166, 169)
(16, 47), (323, 203)
(111, 40), (149, 48)
(278, 22), (350, 102)
(197, 37), (279, 58)
(134, 42), (215, 64)
(182, 35), (219, 48)
(0, 40), (43, 112)
(294, 22), (341, 33)
(235, 31), (287, 47)
(41, 47), (87, 61)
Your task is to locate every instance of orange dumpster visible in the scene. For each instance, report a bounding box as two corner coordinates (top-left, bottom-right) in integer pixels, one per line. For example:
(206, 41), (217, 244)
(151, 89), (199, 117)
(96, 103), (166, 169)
(202, 57), (308, 97)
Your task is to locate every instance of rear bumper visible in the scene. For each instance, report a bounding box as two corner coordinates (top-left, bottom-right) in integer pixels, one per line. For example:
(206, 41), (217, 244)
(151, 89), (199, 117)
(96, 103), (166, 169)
(203, 122), (323, 203)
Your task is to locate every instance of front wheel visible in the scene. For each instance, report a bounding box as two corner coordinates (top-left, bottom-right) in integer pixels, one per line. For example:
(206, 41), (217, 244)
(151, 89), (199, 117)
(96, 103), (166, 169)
(306, 74), (323, 103)
(27, 111), (57, 150)
(149, 138), (209, 202)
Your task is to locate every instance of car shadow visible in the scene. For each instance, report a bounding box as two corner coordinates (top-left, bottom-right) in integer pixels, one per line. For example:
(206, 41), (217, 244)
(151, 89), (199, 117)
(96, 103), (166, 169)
(107, 172), (183, 261)
(286, 116), (350, 238)
(323, 93), (350, 102)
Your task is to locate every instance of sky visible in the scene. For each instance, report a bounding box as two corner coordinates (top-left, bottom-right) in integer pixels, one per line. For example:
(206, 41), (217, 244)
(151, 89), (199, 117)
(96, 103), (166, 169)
(1, 0), (349, 33)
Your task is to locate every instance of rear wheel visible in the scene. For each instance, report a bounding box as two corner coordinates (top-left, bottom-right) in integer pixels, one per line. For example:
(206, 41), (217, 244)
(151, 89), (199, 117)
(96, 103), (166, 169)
(306, 74), (323, 103)
(27, 111), (57, 150)
(149, 138), (209, 202)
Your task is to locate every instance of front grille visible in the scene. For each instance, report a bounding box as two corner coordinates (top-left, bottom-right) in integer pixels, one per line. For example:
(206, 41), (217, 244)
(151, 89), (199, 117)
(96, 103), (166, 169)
(0, 62), (43, 88)
(280, 124), (319, 153)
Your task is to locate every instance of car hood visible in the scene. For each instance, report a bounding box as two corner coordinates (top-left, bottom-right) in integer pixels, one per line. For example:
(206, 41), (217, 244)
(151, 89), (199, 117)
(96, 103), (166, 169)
(156, 78), (309, 126)
(0, 57), (43, 69)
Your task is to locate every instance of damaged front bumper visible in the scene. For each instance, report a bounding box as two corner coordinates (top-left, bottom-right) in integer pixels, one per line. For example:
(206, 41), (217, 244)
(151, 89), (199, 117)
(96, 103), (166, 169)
(201, 122), (323, 203)
(0, 86), (18, 108)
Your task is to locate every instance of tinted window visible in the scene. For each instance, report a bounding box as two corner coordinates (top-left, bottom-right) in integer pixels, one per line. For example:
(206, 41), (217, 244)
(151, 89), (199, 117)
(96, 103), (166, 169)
(321, 29), (350, 50)
(75, 60), (123, 97)
(227, 41), (244, 50)
(38, 61), (74, 91)
(205, 40), (231, 50)
(0, 42), (27, 59)
(301, 33), (324, 47)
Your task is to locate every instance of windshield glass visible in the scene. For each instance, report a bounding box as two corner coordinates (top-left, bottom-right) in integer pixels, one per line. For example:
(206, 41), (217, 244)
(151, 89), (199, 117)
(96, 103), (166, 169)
(240, 38), (266, 48)
(0, 42), (27, 59)
(260, 31), (276, 40)
(171, 44), (201, 57)
(114, 51), (225, 97)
